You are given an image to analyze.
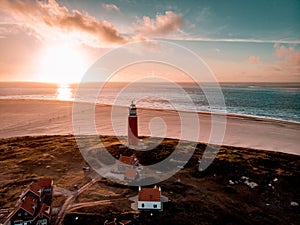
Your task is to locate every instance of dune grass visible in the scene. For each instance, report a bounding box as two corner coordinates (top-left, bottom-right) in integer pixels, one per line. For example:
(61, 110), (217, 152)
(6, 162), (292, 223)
(0, 135), (299, 225)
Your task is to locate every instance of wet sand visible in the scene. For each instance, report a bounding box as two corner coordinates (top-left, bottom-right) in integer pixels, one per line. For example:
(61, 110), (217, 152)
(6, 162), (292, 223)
(0, 99), (299, 155)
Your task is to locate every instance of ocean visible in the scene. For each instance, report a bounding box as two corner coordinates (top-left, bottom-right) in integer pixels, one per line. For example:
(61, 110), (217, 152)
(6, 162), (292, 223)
(0, 82), (299, 123)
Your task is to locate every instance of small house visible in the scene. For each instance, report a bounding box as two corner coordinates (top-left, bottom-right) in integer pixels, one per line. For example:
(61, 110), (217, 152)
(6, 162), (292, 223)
(137, 186), (162, 211)
(2, 178), (53, 225)
(124, 167), (138, 181)
(118, 154), (139, 172)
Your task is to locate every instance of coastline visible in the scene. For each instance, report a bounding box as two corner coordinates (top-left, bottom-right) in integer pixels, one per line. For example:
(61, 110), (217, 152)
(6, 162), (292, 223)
(1, 96), (299, 125)
(0, 98), (299, 155)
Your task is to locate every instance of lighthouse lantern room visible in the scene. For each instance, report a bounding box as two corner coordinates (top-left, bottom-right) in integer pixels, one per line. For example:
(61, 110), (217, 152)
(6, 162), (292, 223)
(128, 101), (138, 146)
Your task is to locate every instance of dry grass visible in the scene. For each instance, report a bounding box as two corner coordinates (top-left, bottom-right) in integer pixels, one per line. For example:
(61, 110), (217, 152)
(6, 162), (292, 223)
(1, 135), (299, 225)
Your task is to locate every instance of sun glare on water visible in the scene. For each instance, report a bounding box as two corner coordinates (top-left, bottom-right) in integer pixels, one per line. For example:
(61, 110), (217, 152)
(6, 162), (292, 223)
(56, 83), (73, 101)
(39, 44), (86, 84)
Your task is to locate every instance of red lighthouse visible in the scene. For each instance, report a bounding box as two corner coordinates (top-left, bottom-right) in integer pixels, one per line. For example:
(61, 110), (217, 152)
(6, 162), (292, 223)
(128, 101), (138, 146)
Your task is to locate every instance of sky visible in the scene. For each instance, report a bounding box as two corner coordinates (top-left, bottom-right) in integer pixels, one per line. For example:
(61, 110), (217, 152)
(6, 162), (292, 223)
(0, 0), (299, 83)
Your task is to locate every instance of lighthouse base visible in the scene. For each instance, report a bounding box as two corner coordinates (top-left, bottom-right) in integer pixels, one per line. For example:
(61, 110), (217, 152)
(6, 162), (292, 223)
(128, 116), (138, 146)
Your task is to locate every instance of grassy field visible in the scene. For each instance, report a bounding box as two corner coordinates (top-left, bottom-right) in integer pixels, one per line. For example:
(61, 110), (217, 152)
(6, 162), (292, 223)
(0, 135), (299, 224)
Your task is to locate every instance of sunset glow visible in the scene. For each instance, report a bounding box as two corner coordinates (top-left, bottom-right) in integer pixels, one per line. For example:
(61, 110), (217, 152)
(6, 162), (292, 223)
(0, 0), (299, 83)
(39, 44), (86, 84)
(0, 2), (299, 223)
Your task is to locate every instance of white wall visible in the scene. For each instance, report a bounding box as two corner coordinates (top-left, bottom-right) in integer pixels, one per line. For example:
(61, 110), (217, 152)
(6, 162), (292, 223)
(138, 201), (161, 210)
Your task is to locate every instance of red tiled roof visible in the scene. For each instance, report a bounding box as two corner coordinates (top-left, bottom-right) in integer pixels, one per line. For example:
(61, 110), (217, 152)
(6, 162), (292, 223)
(33, 203), (51, 220)
(138, 186), (160, 202)
(41, 203), (51, 219)
(34, 178), (52, 189)
(124, 168), (137, 180)
(21, 178), (52, 200)
(3, 179), (52, 224)
(119, 154), (138, 165)
(28, 184), (42, 197)
(21, 195), (37, 215)
(2, 195), (37, 223)
(2, 203), (22, 224)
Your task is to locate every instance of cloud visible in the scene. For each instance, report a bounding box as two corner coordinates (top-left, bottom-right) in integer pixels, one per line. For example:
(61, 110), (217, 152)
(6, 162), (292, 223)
(248, 56), (260, 64)
(166, 37), (300, 44)
(275, 44), (300, 65)
(135, 11), (185, 36)
(1, 0), (128, 47)
(266, 44), (300, 79)
(102, 3), (120, 12)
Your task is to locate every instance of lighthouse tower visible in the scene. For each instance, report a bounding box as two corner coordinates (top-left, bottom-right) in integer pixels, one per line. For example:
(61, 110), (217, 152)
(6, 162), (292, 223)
(128, 101), (138, 146)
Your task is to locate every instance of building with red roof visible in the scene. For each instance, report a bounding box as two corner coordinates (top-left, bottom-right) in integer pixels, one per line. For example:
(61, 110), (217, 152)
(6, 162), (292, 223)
(137, 186), (162, 210)
(1, 178), (53, 225)
(118, 154), (139, 172)
(124, 167), (138, 181)
(19, 178), (53, 204)
(119, 154), (139, 166)
(118, 153), (140, 182)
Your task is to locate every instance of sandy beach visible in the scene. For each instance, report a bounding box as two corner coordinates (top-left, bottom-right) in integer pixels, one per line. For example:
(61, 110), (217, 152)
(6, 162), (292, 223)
(0, 99), (299, 155)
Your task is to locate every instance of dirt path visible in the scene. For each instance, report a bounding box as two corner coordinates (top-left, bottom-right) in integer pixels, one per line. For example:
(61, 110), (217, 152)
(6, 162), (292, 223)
(68, 198), (128, 212)
(54, 176), (101, 225)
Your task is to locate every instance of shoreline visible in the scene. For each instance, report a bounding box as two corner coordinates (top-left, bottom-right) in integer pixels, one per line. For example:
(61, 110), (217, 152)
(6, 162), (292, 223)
(1, 98), (299, 125)
(0, 99), (299, 155)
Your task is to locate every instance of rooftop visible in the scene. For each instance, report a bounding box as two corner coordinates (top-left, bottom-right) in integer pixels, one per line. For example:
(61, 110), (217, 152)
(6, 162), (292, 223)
(119, 154), (138, 166)
(20, 195), (37, 215)
(138, 186), (161, 202)
(124, 167), (137, 180)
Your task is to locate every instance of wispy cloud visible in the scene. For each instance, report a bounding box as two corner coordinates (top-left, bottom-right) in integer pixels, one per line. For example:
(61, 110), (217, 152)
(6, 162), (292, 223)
(248, 56), (260, 64)
(135, 11), (185, 37)
(162, 37), (300, 44)
(101, 3), (120, 12)
(1, 0), (128, 47)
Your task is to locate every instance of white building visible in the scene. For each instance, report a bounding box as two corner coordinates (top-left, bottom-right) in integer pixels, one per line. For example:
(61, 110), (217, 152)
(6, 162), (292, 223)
(137, 186), (162, 210)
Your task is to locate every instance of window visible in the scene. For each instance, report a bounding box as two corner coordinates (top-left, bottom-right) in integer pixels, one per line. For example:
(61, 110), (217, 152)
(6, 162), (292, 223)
(36, 219), (47, 225)
(17, 213), (21, 217)
(141, 203), (144, 208)
(154, 204), (157, 208)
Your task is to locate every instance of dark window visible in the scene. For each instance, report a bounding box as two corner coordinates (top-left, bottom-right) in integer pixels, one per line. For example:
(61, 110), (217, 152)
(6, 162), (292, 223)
(142, 203), (144, 208)
(154, 204), (157, 208)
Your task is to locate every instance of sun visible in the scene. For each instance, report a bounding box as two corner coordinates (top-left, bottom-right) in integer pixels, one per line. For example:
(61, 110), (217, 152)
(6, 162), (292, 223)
(39, 44), (86, 84)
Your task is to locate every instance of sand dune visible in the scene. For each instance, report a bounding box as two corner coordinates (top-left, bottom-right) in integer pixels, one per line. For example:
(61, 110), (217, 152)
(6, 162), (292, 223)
(0, 99), (299, 155)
